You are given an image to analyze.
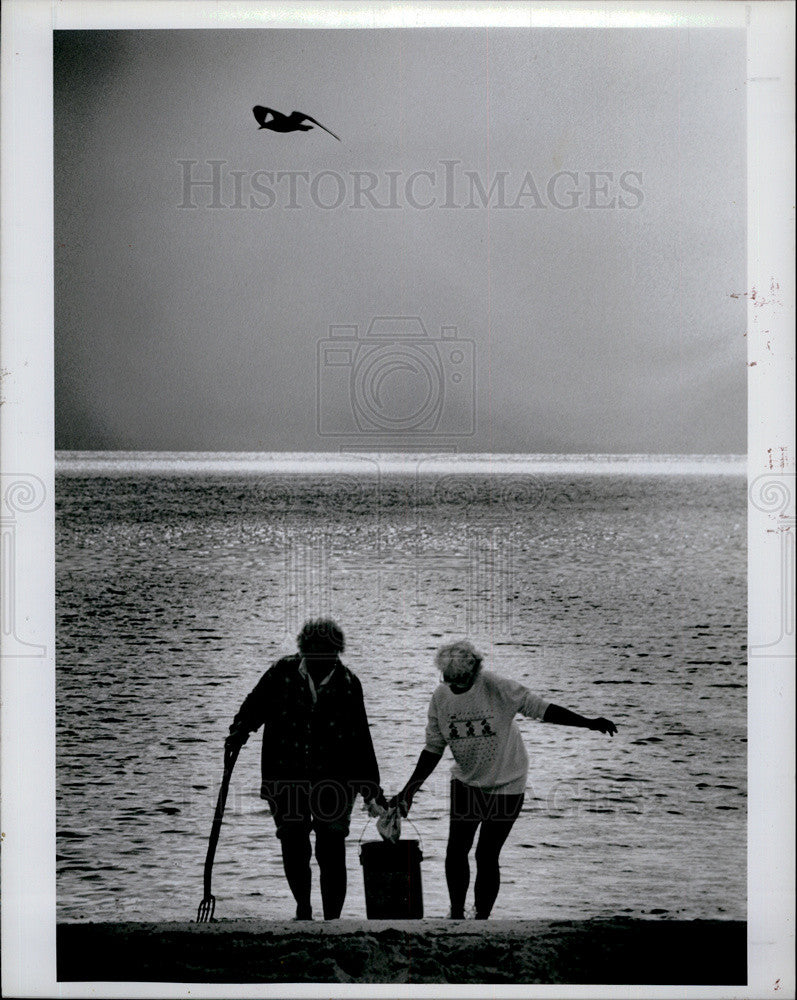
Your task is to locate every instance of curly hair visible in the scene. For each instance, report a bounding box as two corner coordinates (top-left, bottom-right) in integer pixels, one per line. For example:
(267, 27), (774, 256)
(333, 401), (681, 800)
(297, 618), (346, 656)
(435, 640), (483, 680)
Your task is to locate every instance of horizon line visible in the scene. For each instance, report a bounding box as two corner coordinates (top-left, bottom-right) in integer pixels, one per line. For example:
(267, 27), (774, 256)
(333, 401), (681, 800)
(54, 450), (747, 476)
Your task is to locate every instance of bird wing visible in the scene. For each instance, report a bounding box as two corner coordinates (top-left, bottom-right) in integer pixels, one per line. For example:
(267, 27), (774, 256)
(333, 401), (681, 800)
(253, 106), (279, 127)
(294, 112), (341, 142)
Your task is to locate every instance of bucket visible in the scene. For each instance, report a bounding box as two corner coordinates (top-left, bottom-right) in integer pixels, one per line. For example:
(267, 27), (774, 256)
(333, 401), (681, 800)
(359, 839), (423, 919)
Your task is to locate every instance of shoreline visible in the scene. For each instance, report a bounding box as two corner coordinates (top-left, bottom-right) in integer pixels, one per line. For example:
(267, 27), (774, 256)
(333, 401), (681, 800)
(57, 917), (746, 984)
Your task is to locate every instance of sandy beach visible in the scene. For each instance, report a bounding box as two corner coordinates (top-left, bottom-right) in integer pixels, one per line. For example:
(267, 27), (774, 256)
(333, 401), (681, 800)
(57, 918), (746, 984)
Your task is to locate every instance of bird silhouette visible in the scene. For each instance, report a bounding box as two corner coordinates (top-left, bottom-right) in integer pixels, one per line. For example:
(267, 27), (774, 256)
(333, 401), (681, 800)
(252, 106), (340, 141)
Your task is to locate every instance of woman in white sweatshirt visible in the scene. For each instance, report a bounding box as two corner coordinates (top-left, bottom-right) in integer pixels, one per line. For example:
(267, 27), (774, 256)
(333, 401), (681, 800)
(394, 641), (617, 919)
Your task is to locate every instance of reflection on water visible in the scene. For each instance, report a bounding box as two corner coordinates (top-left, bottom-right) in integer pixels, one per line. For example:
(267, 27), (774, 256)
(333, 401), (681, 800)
(56, 465), (746, 921)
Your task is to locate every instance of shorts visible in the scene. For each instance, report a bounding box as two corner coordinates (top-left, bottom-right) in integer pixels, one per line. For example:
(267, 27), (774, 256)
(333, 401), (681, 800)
(450, 778), (525, 824)
(263, 779), (356, 839)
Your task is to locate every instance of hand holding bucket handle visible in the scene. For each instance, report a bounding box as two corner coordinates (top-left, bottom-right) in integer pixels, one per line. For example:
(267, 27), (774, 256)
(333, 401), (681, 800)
(358, 809), (423, 852)
(390, 789), (414, 817)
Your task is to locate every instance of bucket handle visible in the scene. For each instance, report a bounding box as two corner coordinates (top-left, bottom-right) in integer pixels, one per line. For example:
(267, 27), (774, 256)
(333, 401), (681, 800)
(358, 812), (423, 853)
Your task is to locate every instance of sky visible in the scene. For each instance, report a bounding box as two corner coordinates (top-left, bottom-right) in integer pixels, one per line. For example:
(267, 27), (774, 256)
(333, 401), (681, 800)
(54, 27), (746, 453)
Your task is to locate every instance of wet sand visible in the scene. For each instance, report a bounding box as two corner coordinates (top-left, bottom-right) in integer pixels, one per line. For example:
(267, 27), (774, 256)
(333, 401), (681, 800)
(57, 918), (746, 984)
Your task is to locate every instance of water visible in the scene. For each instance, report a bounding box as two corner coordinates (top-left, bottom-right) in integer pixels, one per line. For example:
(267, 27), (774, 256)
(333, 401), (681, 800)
(56, 454), (746, 922)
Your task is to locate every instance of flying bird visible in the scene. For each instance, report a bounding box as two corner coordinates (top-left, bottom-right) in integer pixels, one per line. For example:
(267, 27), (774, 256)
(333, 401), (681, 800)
(252, 106), (340, 141)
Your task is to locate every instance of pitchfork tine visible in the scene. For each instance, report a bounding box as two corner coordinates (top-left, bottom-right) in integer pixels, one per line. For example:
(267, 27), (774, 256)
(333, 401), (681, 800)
(196, 894), (215, 923)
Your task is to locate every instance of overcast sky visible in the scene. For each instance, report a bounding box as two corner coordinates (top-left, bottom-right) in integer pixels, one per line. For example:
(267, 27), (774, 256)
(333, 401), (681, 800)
(54, 27), (746, 453)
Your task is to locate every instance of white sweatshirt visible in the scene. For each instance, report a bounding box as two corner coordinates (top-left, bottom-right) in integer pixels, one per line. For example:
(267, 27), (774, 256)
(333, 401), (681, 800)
(425, 669), (550, 795)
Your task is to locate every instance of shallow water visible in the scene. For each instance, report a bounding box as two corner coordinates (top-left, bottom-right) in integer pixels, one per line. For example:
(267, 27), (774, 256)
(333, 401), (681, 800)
(56, 463), (746, 922)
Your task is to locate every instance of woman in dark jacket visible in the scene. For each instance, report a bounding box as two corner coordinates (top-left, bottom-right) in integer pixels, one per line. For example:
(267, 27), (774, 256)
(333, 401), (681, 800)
(226, 619), (385, 920)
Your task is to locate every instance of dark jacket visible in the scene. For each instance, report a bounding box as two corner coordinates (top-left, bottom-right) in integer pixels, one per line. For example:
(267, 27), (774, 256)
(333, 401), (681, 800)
(230, 654), (380, 799)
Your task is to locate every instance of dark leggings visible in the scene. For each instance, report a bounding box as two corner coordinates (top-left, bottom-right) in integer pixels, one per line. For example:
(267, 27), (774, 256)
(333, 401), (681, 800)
(280, 827), (347, 919)
(445, 779), (524, 919)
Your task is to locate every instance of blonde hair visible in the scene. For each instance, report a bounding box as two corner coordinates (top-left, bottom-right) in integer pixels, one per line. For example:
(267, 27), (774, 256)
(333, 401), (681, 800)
(435, 640), (483, 681)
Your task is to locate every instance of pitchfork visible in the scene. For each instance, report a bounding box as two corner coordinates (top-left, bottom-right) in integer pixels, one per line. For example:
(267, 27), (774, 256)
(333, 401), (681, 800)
(196, 739), (241, 922)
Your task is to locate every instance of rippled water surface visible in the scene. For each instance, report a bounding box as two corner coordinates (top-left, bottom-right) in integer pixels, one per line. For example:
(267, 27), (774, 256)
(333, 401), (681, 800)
(56, 462), (746, 921)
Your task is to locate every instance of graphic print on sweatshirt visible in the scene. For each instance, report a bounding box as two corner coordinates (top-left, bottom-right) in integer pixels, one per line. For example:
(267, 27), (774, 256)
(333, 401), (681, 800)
(447, 714), (500, 771)
(447, 716), (497, 740)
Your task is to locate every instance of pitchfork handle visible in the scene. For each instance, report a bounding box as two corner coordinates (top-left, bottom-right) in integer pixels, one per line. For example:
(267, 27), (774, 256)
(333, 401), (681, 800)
(202, 742), (240, 899)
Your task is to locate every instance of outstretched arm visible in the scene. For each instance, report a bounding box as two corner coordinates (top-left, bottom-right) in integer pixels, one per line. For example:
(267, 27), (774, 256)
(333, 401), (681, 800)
(543, 703), (617, 736)
(393, 749), (443, 816)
